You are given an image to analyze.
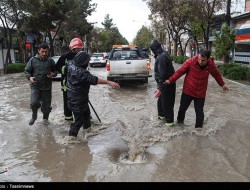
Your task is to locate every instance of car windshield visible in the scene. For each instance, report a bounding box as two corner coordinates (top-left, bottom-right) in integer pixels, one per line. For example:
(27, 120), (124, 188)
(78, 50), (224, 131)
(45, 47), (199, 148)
(92, 53), (103, 57)
(112, 50), (139, 59)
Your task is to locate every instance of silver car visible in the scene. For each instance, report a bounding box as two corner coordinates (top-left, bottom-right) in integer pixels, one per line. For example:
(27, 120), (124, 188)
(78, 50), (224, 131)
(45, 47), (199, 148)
(89, 53), (107, 67)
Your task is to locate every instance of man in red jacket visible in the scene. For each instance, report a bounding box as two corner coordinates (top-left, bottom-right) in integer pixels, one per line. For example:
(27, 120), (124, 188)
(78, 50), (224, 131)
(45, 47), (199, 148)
(164, 50), (229, 128)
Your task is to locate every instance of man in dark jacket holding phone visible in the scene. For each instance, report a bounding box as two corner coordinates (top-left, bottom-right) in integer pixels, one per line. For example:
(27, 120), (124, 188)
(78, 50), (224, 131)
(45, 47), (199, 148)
(24, 43), (57, 125)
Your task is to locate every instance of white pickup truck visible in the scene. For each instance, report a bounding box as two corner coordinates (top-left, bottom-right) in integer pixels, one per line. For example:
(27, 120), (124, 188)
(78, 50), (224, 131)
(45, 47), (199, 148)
(106, 44), (151, 83)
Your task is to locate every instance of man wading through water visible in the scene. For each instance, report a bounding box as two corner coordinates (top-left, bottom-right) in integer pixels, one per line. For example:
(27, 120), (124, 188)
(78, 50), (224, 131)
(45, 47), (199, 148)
(164, 50), (229, 128)
(149, 39), (176, 127)
(67, 51), (120, 138)
(24, 43), (57, 125)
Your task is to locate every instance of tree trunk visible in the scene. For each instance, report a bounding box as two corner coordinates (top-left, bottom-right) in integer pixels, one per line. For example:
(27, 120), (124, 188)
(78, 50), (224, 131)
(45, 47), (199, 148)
(223, 0), (231, 64)
(223, 55), (230, 63)
(225, 0), (231, 27)
(4, 32), (13, 74)
(16, 31), (25, 63)
(48, 30), (54, 56)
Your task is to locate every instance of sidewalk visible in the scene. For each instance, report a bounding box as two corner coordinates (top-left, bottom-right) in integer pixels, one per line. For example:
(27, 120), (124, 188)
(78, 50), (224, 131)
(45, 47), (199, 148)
(214, 60), (224, 66)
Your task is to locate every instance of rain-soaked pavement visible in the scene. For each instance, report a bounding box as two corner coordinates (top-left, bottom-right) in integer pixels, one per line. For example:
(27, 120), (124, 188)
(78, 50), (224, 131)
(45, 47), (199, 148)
(0, 62), (250, 182)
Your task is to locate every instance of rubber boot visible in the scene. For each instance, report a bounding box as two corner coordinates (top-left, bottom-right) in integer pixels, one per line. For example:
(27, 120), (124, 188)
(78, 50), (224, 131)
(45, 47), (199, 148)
(42, 113), (49, 125)
(43, 113), (49, 120)
(29, 109), (38, 125)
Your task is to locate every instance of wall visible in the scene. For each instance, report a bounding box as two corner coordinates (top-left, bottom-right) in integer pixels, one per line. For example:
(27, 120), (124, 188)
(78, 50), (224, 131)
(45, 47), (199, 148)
(234, 20), (250, 28)
(245, 0), (250, 12)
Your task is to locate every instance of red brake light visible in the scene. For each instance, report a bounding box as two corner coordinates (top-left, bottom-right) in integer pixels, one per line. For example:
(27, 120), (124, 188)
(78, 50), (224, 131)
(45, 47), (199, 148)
(106, 62), (110, 71)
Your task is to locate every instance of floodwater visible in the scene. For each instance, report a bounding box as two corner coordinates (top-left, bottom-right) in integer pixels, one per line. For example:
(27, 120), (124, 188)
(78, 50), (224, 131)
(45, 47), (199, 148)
(0, 62), (250, 182)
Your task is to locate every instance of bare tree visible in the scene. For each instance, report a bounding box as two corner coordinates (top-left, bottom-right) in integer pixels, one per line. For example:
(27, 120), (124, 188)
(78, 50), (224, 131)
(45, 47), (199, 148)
(0, 0), (25, 73)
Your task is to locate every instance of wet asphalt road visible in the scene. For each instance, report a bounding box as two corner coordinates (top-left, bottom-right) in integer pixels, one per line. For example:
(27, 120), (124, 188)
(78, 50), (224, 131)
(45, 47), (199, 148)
(0, 63), (250, 182)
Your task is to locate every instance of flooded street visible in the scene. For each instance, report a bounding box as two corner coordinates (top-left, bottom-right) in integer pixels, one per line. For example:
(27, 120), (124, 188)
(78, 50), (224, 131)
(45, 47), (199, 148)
(0, 62), (250, 182)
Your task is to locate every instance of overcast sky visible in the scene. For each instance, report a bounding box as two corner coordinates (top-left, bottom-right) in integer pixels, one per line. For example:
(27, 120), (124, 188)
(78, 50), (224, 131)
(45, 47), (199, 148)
(87, 0), (151, 43)
(231, 0), (245, 13)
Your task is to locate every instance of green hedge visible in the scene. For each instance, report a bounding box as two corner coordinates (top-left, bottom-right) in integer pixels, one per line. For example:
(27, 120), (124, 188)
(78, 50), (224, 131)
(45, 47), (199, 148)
(6, 63), (26, 74)
(218, 63), (250, 81)
(171, 56), (250, 81)
(171, 55), (189, 64)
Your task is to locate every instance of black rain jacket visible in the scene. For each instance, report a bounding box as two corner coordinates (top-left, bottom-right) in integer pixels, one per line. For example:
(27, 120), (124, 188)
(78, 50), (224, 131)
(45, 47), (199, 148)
(150, 40), (175, 91)
(67, 51), (98, 106)
(55, 51), (77, 91)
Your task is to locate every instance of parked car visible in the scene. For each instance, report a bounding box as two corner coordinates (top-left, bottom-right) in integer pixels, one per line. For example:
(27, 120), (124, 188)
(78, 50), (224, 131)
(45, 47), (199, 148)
(103, 52), (110, 59)
(103, 52), (110, 62)
(51, 55), (61, 80)
(89, 53), (107, 67)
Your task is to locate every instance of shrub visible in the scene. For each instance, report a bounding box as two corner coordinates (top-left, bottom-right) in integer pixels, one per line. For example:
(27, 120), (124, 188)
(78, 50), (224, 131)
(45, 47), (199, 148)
(173, 55), (189, 64)
(218, 63), (239, 76)
(6, 63), (26, 74)
(227, 66), (248, 80)
(219, 63), (250, 81)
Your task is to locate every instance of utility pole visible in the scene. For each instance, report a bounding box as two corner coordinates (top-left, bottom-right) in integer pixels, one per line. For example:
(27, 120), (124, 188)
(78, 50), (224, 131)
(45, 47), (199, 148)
(226, 0), (232, 26)
(224, 0), (232, 63)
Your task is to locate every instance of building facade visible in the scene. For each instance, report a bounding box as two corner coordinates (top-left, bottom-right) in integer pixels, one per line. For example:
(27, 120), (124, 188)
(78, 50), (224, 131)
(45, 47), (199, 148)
(231, 0), (250, 64)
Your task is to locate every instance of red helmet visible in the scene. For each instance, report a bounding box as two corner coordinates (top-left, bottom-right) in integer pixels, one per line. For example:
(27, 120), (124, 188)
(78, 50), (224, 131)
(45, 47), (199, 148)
(69, 38), (83, 50)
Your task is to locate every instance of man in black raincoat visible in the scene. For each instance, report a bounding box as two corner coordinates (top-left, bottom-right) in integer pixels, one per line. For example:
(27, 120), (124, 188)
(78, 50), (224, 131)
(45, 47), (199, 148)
(149, 39), (176, 127)
(55, 38), (83, 121)
(67, 51), (120, 137)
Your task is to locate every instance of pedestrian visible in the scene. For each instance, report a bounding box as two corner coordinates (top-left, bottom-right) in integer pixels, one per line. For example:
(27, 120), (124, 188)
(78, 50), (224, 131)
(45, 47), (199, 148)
(164, 50), (229, 128)
(67, 51), (120, 138)
(142, 48), (149, 58)
(149, 39), (176, 127)
(55, 37), (83, 121)
(24, 43), (57, 125)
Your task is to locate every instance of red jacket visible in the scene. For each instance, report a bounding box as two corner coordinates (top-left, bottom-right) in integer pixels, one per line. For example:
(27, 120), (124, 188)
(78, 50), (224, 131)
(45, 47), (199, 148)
(169, 55), (225, 98)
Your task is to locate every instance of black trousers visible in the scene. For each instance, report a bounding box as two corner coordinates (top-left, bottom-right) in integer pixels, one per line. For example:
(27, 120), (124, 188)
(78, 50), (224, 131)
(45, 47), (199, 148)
(158, 83), (176, 123)
(30, 86), (52, 116)
(68, 102), (91, 137)
(63, 90), (73, 120)
(177, 93), (205, 128)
